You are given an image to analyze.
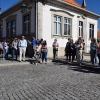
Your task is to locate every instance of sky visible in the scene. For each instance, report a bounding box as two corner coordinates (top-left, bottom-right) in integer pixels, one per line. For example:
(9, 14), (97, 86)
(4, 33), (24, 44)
(75, 0), (100, 29)
(0, 0), (100, 28)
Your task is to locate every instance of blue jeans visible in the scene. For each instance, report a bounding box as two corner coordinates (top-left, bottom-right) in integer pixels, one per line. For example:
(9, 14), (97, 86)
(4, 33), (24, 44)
(5, 48), (9, 59)
(35, 51), (40, 63)
(91, 50), (97, 64)
(12, 48), (17, 61)
(42, 51), (47, 63)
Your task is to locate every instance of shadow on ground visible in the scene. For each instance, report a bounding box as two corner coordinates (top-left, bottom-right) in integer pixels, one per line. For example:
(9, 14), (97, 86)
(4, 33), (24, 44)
(52, 59), (100, 74)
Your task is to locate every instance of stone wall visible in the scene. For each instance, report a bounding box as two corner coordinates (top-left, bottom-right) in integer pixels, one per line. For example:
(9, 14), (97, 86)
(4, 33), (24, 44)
(38, 2), (43, 39)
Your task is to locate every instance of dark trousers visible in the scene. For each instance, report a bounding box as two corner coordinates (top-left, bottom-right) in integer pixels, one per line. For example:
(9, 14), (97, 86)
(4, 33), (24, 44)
(12, 48), (17, 61)
(66, 50), (69, 60)
(32, 47), (35, 57)
(42, 51), (47, 63)
(91, 50), (97, 64)
(0, 49), (3, 58)
(69, 50), (76, 62)
(53, 48), (58, 60)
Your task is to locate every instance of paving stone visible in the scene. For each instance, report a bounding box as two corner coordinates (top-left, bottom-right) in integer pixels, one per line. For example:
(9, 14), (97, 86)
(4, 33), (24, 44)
(0, 61), (100, 100)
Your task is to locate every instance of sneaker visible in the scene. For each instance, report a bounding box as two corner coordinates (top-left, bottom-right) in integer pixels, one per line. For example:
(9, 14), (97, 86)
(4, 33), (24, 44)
(35, 63), (38, 65)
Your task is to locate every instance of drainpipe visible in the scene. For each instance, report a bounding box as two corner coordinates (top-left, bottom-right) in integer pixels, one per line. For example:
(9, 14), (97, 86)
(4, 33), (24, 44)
(35, 0), (38, 39)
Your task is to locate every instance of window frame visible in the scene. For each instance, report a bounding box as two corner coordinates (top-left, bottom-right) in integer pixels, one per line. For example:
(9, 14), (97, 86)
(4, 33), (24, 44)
(6, 20), (16, 38)
(0, 24), (2, 38)
(89, 24), (94, 39)
(54, 15), (62, 35)
(23, 14), (30, 36)
(64, 17), (71, 36)
(79, 21), (83, 37)
(7, 22), (11, 37)
(11, 20), (16, 36)
(51, 10), (74, 38)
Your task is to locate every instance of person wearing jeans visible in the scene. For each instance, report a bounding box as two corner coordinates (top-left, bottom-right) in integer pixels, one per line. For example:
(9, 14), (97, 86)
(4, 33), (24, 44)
(90, 38), (97, 66)
(41, 40), (48, 64)
(34, 40), (42, 65)
(12, 38), (18, 61)
(97, 40), (100, 65)
(19, 36), (27, 62)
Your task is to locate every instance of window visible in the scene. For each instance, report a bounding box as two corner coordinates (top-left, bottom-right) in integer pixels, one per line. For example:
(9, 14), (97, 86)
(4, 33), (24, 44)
(89, 24), (94, 39)
(11, 20), (16, 36)
(79, 21), (83, 37)
(7, 22), (11, 37)
(54, 15), (62, 35)
(7, 20), (16, 37)
(64, 17), (71, 36)
(0, 25), (2, 38)
(23, 15), (30, 35)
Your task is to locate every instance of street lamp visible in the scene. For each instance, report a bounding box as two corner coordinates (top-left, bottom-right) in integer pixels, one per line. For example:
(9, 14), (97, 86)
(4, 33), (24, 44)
(20, 0), (34, 13)
(20, 3), (27, 13)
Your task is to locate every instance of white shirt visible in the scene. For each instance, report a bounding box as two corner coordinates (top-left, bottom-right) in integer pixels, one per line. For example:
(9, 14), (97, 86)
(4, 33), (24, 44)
(19, 39), (27, 47)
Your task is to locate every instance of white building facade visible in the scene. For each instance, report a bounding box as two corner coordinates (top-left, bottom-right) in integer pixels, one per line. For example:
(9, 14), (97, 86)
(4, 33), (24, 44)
(0, 0), (100, 57)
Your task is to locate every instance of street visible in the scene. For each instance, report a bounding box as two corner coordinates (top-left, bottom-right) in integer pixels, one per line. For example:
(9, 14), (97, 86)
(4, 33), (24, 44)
(0, 62), (100, 100)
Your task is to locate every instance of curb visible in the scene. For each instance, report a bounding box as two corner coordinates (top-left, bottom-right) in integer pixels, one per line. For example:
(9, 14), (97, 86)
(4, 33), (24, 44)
(0, 62), (30, 67)
(0, 60), (53, 67)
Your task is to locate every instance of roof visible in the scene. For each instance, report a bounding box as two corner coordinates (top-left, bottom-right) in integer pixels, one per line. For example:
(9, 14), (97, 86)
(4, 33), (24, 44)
(63, 0), (81, 7)
(97, 30), (100, 38)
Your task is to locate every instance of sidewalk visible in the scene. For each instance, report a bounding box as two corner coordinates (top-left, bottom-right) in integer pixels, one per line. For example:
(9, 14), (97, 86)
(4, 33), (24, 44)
(0, 54), (91, 67)
(0, 56), (52, 66)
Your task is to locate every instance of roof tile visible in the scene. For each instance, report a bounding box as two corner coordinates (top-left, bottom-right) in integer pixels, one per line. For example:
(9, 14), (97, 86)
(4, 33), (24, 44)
(63, 0), (81, 7)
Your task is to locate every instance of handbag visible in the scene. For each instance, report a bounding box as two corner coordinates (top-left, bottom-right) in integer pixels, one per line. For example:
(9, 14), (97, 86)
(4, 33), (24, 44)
(55, 48), (58, 51)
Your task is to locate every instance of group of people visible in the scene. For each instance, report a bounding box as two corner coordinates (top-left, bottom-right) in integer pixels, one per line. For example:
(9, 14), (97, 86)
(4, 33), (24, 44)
(90, 38), (100, 66)
(64, 37), (100, 66)
(64, 38), (85, 65)
(0, 36), (48, 65)
(0, 36), (27, 62)
(1, 36), (100, 66)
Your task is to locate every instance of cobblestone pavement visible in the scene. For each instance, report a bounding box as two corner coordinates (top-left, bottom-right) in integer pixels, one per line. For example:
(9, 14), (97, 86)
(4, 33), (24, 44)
(0, 62), (100, 100)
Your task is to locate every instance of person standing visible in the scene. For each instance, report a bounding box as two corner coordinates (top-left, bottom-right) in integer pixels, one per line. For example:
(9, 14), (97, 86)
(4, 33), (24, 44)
(11, 38), (18, 61)
(17, 38), (20, 56)
(34, 40), (42, 65)
(76, 39), (83, 65)
(68, 39), (76, 63)
(90, 38), (97, 66)
(19, 36), (27, 62)
(40, 39), (43, 45)
(28, 36), (37, 58)
(2, 40), (6, 59)
(52, 39), (59, 60)
(90, 39), (93, 62)
(97, 40), (100, 65)
(65, 38), (70, 61)
(0, 42), (3, 59)
(41, 40), (48, 64)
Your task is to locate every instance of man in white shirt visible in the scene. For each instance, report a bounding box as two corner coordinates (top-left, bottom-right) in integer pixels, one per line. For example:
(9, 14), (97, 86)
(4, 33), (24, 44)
(19, 36), (27, 62)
